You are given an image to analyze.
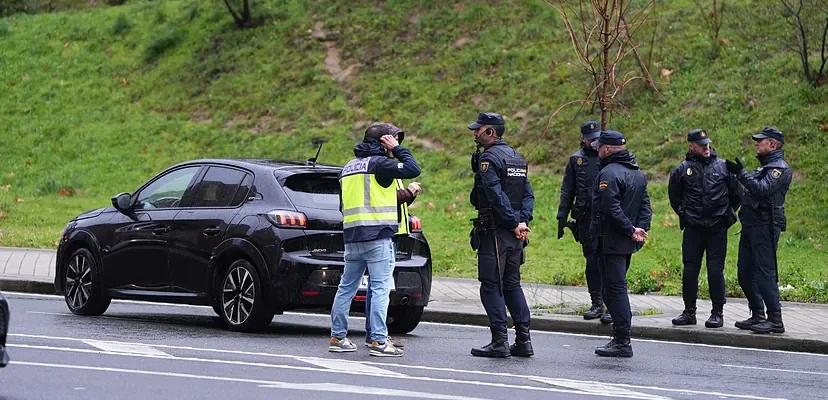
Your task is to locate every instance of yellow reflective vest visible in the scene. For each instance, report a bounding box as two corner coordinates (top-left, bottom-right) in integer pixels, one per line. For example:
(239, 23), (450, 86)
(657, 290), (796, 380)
(340, 157), (399, 243)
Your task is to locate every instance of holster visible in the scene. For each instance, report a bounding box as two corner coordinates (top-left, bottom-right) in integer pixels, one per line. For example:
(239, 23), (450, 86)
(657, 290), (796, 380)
(566, 220), (579, 243)
(469, 211), (495, 251)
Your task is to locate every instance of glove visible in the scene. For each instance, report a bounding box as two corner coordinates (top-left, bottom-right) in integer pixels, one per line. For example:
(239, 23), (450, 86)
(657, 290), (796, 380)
(725, 157), (744, 174)
(557, 219), (566, 240)
(471, 151), (480, 173)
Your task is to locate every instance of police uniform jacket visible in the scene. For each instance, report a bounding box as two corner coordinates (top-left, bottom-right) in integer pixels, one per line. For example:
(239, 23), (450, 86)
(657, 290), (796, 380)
(737, 149), (792, 231)
(557, 145), (600, 221)
(589, 150), (652, 254)
(668, 149), (742, 231)
(470, 141), (535, 230)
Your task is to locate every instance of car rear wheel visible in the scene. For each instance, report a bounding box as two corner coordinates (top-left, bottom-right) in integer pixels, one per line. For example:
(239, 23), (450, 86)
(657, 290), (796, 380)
(219, 259), (273, 332)
(64, 248), (111, 316)
(387, 306), (424, 335)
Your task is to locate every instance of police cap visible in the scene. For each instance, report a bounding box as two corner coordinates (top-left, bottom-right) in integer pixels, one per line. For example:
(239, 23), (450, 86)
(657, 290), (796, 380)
(580, 121), (600, 140)
(752, 126), (784, 143)
(590, 130), (626, 148)
(687, 128), (712, 145)
(467, 112), (505, 130)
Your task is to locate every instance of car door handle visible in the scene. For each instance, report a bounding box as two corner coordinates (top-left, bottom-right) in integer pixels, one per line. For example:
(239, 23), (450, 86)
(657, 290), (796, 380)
(203, 227), (221, 236)
(152, 226), (170, 235)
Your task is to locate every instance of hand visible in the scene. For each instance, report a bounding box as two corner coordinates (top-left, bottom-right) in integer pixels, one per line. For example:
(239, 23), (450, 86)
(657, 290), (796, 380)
(725, 157), (743, 174)
(407, 182), (422, 196)
(471, 151), (480, 173)
(631, 227), (648, 243)
(557, 219), (566, 240)
(513, 222), (531, 240)
(380, 135), (399, 151)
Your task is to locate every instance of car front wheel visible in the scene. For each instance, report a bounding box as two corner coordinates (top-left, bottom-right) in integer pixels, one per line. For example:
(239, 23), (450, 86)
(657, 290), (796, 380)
(64, 248), (111, 316)
(218, 259), (273, 332)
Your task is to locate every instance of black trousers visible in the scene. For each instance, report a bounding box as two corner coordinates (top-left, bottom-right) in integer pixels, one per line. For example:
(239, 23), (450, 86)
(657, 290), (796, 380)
(477, 228), (531, 331)
(597, 250), (632, 338)
(737, 224), (782, 312)
(577, 218), (602, 302)
(681, 226), (727, 309)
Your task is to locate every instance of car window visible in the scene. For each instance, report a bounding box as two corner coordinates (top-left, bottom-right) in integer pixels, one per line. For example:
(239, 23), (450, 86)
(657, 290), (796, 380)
(190, 167), (248, 208)
(135, 167), (200, 210)
(231, 174), (254, 207)
(281, 173), (340, 210)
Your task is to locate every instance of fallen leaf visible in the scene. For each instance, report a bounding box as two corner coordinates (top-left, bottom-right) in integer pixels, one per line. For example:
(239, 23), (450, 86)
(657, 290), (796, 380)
(819, 124), (828, 131)
(25, 161), (31, 166)
(64, 41), (70, 48)
(13, 197), (24, 203)
(6, 172), (14, 178)
(793, 79), (799, 84)
(426, 202), (435, 209)
(661, 220), (673, 227)
(1, 184), (11, 190)
(74, 188), (84, 195)
(57, 188), (72, 197)
(719, 38), (731, 46)
(21, 74), (29, 81)
(660, 68), (673, 76)
(539, 215), (548, 222)
(0, 212), (6, 219)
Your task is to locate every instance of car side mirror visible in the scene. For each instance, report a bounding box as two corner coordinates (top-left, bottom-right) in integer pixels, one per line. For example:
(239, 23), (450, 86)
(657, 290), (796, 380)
(111, 192), (132, 212)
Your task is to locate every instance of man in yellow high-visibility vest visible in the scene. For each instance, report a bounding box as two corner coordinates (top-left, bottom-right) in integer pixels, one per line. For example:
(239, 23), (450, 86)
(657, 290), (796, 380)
(329, 123), (421, 357)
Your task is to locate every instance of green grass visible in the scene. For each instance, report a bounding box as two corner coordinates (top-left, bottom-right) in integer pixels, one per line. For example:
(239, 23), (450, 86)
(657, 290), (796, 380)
(0, 0), (826, 303)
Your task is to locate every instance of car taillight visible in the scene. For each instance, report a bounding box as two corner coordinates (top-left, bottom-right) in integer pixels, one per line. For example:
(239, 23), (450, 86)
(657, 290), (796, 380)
(410, 216), (422, 232)
(265, 210), (307, 229)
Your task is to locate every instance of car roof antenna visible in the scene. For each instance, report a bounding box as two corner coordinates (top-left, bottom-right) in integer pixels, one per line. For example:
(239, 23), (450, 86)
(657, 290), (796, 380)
(307, 137), (328, 168)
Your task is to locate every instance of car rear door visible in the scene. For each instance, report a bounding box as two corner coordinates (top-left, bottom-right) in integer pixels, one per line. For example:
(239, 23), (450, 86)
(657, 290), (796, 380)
(168, 166), (253, 295)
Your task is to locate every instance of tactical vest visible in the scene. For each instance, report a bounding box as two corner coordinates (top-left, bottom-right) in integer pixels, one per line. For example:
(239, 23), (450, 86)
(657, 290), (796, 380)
(474, 145), (528, 223)
(340, 157), (399, 243)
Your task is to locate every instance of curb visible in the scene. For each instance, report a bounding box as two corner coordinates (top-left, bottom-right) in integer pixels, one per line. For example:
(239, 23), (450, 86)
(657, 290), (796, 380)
(423, 309), (828, 355)
(0, 277), (56, 296)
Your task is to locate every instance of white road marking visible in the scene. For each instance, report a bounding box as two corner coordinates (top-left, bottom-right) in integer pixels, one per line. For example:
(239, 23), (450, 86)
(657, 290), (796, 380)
(14, 361), (491, 400)
(721, 364), (828, 377)
(296, 357), (406, 377)
(83, 340), (171, 357)
(531, 378), (671, 400)
(9, 335), (787, 400)
(9, 291), (828, 358)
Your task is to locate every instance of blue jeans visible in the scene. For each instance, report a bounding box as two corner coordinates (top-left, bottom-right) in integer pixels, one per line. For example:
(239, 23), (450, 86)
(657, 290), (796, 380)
(331, 237), (394, 343)
(365, 242), (397, 339)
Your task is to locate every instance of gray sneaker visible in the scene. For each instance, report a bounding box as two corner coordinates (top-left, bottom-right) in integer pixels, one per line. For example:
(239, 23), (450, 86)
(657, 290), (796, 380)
(329, 337), (357, 353)
(368, 341), (404, 357)
(365, 336), (405, 348)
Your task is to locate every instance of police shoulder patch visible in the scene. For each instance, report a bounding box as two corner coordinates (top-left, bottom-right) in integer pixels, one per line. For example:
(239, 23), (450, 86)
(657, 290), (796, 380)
(771, 168), (781, 179)
(480, 161), (489, 172)
(577, 157), (583, 165)
(599, 181), (609, 190)
(686, 168), (693, 176)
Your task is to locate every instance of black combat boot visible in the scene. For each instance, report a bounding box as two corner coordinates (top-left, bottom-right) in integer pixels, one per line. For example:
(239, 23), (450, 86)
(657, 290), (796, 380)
(510, 323), (534, 357)
(583, 293), (604, 320)
(750, 310), (785, 334)
(705, 303), (724, 328)
(595, 334), (633, 358)
(599, 312), (613, 325)
(735, 309), (766, 330)
(471, 326), (511, 358)
(672, 309), (697, 325)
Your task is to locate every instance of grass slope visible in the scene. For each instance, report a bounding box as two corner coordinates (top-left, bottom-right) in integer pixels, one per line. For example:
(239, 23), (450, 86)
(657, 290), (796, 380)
(0, 0), (825, 302)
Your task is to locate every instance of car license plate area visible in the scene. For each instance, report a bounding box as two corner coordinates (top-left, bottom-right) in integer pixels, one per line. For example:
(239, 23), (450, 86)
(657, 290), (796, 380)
(358, 275), (395, 290)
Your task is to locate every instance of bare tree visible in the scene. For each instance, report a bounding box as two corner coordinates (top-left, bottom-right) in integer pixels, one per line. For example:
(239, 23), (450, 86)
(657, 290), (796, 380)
(546, 0), (657, 130)
(693, 0), (727, 57)
(780, 0), (828, 86)
(222, 0), (251, 29)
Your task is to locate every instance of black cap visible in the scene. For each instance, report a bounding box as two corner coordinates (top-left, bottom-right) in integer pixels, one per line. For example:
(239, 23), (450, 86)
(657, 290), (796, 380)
(468, 112), (505, 130)
(687, 129), (712, 145)
(364, 123), (405, 143)
(580, 121), (600, 140)
(752, 126), (784, 143)
(590, 130), (626, 148)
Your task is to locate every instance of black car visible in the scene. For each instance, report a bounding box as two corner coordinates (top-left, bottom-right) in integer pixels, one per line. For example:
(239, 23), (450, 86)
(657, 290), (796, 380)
(0, 291), (8, 367)
(54, 159), (432, 333)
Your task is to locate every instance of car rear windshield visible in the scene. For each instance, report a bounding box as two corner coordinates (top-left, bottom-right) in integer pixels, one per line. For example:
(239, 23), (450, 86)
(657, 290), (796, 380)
(281, 173), (340, 210)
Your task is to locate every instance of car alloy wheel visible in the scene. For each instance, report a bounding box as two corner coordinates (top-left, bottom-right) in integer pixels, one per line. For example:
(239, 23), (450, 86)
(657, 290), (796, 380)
(222, 265), (256, 326)
(66, 252), (93, 310)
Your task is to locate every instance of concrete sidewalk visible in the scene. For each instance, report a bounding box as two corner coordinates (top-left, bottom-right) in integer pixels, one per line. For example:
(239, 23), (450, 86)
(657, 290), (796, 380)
(2, 246), (826, 354)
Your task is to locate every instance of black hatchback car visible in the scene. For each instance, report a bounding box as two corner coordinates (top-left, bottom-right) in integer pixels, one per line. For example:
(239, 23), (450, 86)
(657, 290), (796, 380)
(54, 159), (432, 333)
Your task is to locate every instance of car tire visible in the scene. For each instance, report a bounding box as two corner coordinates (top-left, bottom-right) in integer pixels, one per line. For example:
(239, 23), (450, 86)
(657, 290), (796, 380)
(64, 248), (111, 316)
(387, 306), (424, 335)
(218, 259), (273, 332)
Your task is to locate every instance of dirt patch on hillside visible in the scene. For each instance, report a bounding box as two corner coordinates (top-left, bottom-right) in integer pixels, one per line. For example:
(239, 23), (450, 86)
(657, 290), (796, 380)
(405, 134), (448, 151)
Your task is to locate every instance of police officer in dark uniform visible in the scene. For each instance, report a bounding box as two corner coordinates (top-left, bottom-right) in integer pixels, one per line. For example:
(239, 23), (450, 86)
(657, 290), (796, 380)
(668, 129), (742, 328)
(468, 112), (535, 358)
(557, 121), (606, 321)
(725, 127), (792, 334)
(589, 131), (652, 358)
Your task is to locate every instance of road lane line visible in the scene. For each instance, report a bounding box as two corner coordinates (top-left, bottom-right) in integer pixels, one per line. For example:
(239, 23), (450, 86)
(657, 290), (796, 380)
(296, 357), (406, 377)
(721, 364), (828, 377)
(530, 378), (670, 400)
(8, 337), (786, 400)
(83, 340), (172, 357)
(9, 291), (828, 358)
(12, 361), (491, 400)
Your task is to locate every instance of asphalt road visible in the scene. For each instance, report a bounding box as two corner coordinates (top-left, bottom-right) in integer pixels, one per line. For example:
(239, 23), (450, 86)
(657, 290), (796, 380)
(1, 292), (826, 400)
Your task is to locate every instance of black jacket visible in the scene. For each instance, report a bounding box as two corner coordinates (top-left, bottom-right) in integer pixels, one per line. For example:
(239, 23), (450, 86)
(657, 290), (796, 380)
(589, 151), (652, 255)
(557, 145), (600, 222)
(737, 149), (792, 231)
(470, 141), (535, 230)
(668, 150), (741, 231)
